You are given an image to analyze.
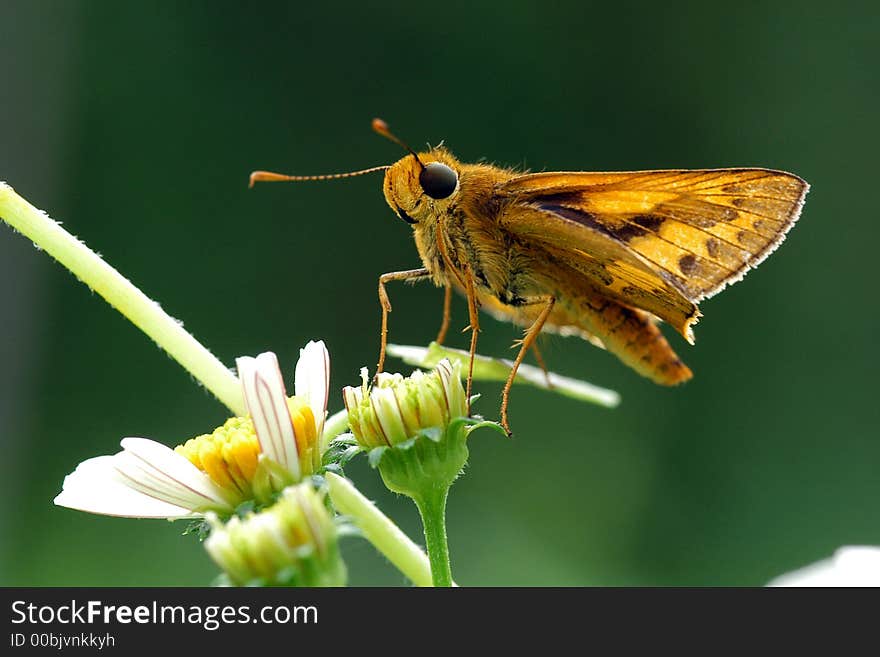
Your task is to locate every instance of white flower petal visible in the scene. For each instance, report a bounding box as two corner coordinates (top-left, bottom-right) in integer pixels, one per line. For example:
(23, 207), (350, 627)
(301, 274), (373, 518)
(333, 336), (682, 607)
(342, 385), (362, 413)
(769, 546), (880, 587)
(372, 387), (407, 445)
(435, 359), (456, 419)
(118, 437), (234, 510)
(294, 340), (330, 438)
(237, 352), (300, 479)
(54, 454), (202, 519)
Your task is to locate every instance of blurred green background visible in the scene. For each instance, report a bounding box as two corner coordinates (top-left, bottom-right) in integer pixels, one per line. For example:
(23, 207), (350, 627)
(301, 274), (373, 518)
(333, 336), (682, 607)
(1, 1), (878, 586)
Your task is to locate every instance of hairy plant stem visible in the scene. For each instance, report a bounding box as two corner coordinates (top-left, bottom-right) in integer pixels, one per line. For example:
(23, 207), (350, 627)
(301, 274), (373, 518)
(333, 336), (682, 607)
(325, 472), (436, 587)
(414, 487), (452, 587)
(0, 183), (244, 414)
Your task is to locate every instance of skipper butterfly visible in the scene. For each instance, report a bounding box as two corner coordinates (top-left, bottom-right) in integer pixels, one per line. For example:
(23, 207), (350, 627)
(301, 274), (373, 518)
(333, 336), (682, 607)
(251, 120), (808, 433)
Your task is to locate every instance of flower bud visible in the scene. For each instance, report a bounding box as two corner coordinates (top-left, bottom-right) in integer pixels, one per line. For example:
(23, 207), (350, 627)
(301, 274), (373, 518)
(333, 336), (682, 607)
(343, 359), (466, 449)
(205, 483), (346, 587)
(339, 360), (502, 588)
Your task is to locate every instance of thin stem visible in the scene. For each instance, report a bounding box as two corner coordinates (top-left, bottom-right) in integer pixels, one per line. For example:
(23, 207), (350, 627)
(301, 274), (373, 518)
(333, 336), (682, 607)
(414, 487), (452, 587)
(0, 183), (245, 415)
(325, 472), (436, 587)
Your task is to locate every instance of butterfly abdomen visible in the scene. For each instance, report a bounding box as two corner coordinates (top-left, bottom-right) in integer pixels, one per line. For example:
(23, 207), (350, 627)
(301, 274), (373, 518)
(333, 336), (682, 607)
(556, 289), (693, 385)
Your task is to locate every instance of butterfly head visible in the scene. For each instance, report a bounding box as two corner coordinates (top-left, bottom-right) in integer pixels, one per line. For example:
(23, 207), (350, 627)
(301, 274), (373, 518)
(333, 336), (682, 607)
(372, 118), (461, 226)
(381, 148), (461, 225)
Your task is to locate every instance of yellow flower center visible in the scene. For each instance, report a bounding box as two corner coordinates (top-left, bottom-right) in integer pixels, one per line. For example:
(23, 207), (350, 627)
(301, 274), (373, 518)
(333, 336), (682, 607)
(175, 397), (321, 504)
(176, 416), (260, 504)
(286, 397), (320, 477)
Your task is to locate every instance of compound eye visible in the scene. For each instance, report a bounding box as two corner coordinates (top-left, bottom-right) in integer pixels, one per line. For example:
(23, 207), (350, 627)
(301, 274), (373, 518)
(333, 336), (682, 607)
(419, 162), (458, 199)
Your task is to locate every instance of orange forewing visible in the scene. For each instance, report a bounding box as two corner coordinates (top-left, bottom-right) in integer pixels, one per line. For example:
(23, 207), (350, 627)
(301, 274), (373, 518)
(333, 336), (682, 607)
(497, 168), (808, 340)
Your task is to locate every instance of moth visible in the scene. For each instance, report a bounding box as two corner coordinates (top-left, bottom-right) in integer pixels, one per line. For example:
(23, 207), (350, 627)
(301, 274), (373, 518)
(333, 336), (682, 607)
(251, 119), (808, 433)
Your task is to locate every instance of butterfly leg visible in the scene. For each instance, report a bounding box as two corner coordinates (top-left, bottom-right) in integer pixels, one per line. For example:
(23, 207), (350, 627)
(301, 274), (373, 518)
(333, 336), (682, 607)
(462, 268), (481, 413)
(377, 268), (431, 374)
(435, 283), (452, 345)
(501, 296), (556, 435)
(530, 341), (553, 389)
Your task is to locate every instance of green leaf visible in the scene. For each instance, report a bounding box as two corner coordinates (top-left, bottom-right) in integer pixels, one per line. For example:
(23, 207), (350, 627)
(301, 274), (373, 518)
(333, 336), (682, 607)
(182, 519), (211, 541)
(324, 437), (363, 471)
(464, 419), (508, 438)
(387, 341), (621, 408)
(367, 446), (389, 468)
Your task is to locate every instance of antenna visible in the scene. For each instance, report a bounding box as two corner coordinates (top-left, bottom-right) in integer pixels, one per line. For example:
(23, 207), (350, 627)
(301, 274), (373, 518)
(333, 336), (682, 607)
(372, 118), (424, 169)
(248, 165), (389, 188)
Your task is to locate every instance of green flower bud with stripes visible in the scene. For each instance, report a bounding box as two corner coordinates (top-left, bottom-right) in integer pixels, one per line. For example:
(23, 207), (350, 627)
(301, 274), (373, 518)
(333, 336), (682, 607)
(205, 483), (346, 587)
(343, 359), (467, 450)
(340, 359), (502, 587)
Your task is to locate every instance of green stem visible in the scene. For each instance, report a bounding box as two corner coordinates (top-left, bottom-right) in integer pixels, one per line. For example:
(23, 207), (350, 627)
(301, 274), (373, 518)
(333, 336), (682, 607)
(414, 487), (452, 587)
(325, 472), (436, 587)
(0, 183), (244, 415)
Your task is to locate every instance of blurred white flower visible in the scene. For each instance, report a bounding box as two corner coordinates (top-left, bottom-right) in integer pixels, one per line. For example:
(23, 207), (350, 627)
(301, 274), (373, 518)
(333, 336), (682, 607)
(768, 546), (880, 587)
(54, 341), (330, 518)
(205, 483), (346, 587)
